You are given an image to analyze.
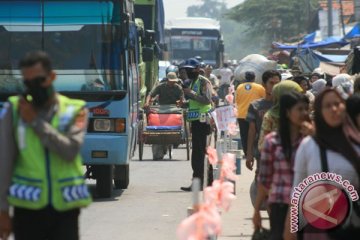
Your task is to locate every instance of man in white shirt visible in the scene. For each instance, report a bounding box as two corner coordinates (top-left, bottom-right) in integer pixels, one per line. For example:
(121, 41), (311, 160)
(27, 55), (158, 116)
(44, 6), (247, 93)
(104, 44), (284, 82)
(219, 62), (233, 85)
(218, 63), (233, 100)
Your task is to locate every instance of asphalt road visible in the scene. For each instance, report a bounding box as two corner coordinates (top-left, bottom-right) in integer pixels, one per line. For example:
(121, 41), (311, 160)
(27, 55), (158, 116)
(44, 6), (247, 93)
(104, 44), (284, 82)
(79, 143), (271, 240)
(80, 145), (194, 240)
(6, 142), (266, 240)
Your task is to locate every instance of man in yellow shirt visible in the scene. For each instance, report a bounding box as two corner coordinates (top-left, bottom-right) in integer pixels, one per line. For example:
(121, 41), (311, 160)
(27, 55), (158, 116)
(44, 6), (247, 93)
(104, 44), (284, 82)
(235, 71), (265, 157)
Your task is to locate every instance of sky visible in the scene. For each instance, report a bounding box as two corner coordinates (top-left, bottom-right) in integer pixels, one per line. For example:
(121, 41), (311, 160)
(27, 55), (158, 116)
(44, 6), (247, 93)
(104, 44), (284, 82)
(163, 0), (244, 22)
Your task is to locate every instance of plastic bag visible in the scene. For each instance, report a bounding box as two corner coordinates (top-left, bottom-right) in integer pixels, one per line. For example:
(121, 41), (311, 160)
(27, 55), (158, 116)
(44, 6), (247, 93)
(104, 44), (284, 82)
(234, 54), (277, 84)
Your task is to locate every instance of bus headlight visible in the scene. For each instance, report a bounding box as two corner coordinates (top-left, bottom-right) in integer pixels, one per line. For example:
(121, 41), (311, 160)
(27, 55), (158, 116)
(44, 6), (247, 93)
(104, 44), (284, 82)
(94, 119), (111, 132)
(114, 119), (126, 133)
(91, 118), (126, 133)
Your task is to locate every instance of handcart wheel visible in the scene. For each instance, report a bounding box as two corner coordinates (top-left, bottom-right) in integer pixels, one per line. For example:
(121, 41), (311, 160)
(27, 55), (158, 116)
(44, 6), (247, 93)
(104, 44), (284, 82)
(138, 120), (144, 161)
(168, 145), (172, 160)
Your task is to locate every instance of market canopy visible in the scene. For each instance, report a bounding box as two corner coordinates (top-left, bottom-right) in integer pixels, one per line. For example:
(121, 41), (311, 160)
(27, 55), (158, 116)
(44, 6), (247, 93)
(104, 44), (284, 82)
(296, 48), (347, 74)
(312, 52), (348, 63)
(344, 23), (360, 39)
(273, 36), (349, 50)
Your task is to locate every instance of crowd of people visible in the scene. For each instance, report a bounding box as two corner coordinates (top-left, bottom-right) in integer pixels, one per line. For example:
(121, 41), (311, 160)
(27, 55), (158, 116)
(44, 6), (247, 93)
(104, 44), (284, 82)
(155, 54), (360, 239)
(2, 48), (360, 240)
(236, 69), (360, 239)
(160, 58), (360, 239)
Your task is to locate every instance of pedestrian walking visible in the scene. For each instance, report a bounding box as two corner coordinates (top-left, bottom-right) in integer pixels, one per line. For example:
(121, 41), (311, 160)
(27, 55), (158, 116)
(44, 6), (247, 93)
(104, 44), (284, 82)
(293, 75), (315, 107)
(218, 63), (233, 100)
(310, 79), (327, 97)
(258, 80), (303, 152)
(346, 94), (360, 129)
(0, 51), (91, 240)
(287, 89), (360, 239)
(246, 70), (281, 171)
(253, 91), (310, 240)
(354, 75), (360, 95)
(235, 71), (265, 158)
(204, 65), (219, 89)
(245, 70), (280, 210)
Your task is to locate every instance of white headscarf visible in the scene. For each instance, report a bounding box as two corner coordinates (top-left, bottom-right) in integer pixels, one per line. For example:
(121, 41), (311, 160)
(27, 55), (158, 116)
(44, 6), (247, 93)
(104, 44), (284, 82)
(311, 79), (327, 96)
(332, 74), (354, 99)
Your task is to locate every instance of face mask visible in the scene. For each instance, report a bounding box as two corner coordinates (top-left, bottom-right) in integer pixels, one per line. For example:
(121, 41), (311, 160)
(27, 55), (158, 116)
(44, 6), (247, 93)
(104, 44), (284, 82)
(186, 69), (199, 80)
(24, 76), (55, 107)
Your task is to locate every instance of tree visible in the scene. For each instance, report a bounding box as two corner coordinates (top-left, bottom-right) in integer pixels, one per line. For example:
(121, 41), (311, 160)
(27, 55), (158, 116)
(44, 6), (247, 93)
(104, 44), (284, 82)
(227, 0), (319, 42)
(186, 0), (251, 60)
(220, 19), (269, 59)
(187, 0), (227, 20)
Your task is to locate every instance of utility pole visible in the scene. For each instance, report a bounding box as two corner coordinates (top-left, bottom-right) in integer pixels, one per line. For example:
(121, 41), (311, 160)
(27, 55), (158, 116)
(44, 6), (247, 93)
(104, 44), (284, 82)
(339, 0), (346, 36)
(328, 0), (333, 37)
(356, 0), (360, 22)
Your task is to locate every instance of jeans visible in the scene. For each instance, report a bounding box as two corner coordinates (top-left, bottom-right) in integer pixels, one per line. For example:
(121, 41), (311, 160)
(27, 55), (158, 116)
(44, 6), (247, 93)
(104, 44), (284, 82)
(14, 206), (80, 240)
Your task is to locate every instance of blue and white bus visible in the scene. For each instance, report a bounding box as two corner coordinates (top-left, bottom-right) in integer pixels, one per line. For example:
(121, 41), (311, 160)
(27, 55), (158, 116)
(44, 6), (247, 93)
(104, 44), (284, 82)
(165, 17), (224, 67)
(0, 0), (140, 197)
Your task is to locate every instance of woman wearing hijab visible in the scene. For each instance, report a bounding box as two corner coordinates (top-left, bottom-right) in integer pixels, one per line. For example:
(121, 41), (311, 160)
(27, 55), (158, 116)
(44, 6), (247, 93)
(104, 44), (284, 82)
(253, 92), (310, 239)
(346, 94), (360, 130)
(332, 74), (354, 99)
(286, 89), (360, 240)
(258, 80), (303, 151)
(293, 75), (315, 105)
(310, 79), (327, 97)
(354, 75), (360, 95)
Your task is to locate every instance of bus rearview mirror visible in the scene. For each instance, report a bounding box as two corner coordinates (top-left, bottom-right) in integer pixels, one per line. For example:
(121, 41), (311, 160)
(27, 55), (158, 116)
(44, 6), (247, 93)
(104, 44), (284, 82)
(219, 43), (225, 52)
(142, 47), (154, 62)
(144, 30), (156, 45)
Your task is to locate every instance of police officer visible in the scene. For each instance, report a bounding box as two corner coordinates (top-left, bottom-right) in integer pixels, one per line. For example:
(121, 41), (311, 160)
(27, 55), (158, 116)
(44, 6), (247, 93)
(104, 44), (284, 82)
(0, 51), (91, 240)
(180, 58), (213, 191)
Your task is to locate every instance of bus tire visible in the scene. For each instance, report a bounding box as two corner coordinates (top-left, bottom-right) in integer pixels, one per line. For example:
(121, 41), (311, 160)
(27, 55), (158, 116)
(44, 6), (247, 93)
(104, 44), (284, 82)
(96, 165), (113, 198)
(114, 165), (129, 189)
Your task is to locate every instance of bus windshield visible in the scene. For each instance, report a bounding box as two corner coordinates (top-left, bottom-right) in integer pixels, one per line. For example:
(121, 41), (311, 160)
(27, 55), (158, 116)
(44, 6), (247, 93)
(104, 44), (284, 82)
(0, 0), (125, 94)
(170, 36), (217, 62)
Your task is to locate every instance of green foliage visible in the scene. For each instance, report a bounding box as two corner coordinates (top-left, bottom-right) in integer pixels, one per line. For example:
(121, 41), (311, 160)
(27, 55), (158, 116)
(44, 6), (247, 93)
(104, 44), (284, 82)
(187, 0), (227, 20)
(186, 0), (269, 59)
(185, 0), (319, 60)
(221, 19), (269, 59)
(227, 0), (319, 42)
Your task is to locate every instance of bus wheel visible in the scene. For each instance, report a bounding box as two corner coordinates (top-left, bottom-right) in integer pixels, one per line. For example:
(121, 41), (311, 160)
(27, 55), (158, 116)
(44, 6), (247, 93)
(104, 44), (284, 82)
(114, 165), (129, 189)
(95, 165), (113, 198)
